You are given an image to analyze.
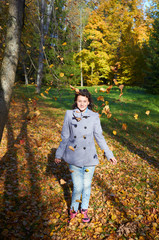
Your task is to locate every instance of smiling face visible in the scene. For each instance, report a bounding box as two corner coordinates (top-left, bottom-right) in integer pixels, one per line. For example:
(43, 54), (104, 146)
(76, 95), (90, 112)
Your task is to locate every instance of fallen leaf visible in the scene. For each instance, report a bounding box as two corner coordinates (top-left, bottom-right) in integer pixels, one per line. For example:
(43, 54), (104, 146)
(113, 130), (117, 135)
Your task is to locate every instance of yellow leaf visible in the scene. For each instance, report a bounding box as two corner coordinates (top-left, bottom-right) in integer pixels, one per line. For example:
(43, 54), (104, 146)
(62, 42), (67, 46)
(99, 88), (106, 93)
(60, 179), (66, 185)
(69, 146), (75, 151)
(145, 110), (150, 115)
(60, 57), (64, 61)
(60, 72), (64, 77)
(113, 79), (118, 85)
(113, 130), (117, 135)
(43, 46), (45, 49)
(95, 88), (98, 93)
(85, 169), (89, 172)
(49, 64), (54, 68)
(134, 114), (138, 120)
(105, 101), (109, 105)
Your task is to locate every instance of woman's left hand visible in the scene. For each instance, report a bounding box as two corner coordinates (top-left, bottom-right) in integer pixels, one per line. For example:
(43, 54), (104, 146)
(110, 157), (117, 165)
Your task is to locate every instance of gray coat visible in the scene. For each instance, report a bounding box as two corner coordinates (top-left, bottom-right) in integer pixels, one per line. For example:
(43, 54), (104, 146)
(55, 108), (114, 167)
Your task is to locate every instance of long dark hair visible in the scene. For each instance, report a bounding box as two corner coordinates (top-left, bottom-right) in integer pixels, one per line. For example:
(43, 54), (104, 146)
(72, 89), (93, 110)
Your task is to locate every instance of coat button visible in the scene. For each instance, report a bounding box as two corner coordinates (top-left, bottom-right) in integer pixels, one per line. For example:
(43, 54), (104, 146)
(83, 147), (86, 150)
(74, 136), (76, 138)
(84, 126), (87, 129)
(74, 145), (77, 148)
(74, 124), (77, 128)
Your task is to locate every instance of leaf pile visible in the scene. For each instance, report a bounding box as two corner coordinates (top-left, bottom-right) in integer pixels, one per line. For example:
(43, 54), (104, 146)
(0, 94), (158, 239)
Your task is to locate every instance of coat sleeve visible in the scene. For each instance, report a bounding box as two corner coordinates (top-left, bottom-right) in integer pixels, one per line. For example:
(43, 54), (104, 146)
(93, 113), (114, 161)
(55, 111), (70, 159)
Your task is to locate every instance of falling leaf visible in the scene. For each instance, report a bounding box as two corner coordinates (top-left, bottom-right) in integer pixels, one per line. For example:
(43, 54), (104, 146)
(49, 64), (54, 68)
(85, 169), (89, 172)
(122, 123), (127, 131)
(20, 139), (25, 145)
(69, 146), (75, 151)
(102, 105), (110, 115)
(60, 179), (66, 185)
(145, 110), (150, 115)
(106, 85), (113, 93)
(99, 88), (106, 93)
(113, 130), (117, 135)
(70, 85), (80, 94)
(113, 79), (118, 85)
(134, 114), (138, 120)
(60, 72), (64, 77)
(97, 96), (104, 102)
(69, 169), (74, 173)
(76, 199), (82, 203)
(62, 42), (67, 46)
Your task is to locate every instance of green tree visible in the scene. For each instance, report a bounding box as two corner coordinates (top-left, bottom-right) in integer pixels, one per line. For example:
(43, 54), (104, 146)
(144, 11), (159, 93)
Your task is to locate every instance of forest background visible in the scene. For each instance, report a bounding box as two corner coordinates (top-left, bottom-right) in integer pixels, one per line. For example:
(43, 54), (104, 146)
(0, 0), (159, 94)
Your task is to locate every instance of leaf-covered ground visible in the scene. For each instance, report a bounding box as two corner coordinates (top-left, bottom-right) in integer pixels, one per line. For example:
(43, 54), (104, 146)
(0, 88), (159, 239)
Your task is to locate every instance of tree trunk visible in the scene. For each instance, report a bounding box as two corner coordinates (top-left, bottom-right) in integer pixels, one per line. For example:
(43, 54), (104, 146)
(36, 0), (53, 94)
(0, 0), (25, 143)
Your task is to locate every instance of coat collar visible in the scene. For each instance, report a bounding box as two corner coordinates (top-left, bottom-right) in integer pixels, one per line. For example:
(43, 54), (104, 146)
(73, 108), (91, 120)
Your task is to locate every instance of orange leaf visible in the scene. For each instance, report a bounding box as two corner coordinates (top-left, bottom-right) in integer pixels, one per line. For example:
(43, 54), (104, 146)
(99, 87), (106, 93)
(76, 199), (82, 203)
(106, 85), (113, 93)
(69, 146), (75, 151)
(70, 85), (80, 94)
(122, 123), (127, 131)
(97, 96), (104, 102)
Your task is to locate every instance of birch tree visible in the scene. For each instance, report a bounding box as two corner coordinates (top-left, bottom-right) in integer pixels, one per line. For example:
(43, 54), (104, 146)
(0, 0), (25, 143)
(36, 0), (53, 93)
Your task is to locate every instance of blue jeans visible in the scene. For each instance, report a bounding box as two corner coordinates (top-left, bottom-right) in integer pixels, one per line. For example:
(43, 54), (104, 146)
(69, 164), (95, 212)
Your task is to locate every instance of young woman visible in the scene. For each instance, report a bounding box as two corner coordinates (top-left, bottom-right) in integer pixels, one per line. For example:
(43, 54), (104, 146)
(55, 89), (117, 223)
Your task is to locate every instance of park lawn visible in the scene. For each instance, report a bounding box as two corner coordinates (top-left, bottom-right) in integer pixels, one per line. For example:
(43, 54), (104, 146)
(0, 84), (158, 239)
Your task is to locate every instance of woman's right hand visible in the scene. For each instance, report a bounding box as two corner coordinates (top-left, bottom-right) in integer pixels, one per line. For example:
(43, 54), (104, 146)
(55, 158), (61, 164)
